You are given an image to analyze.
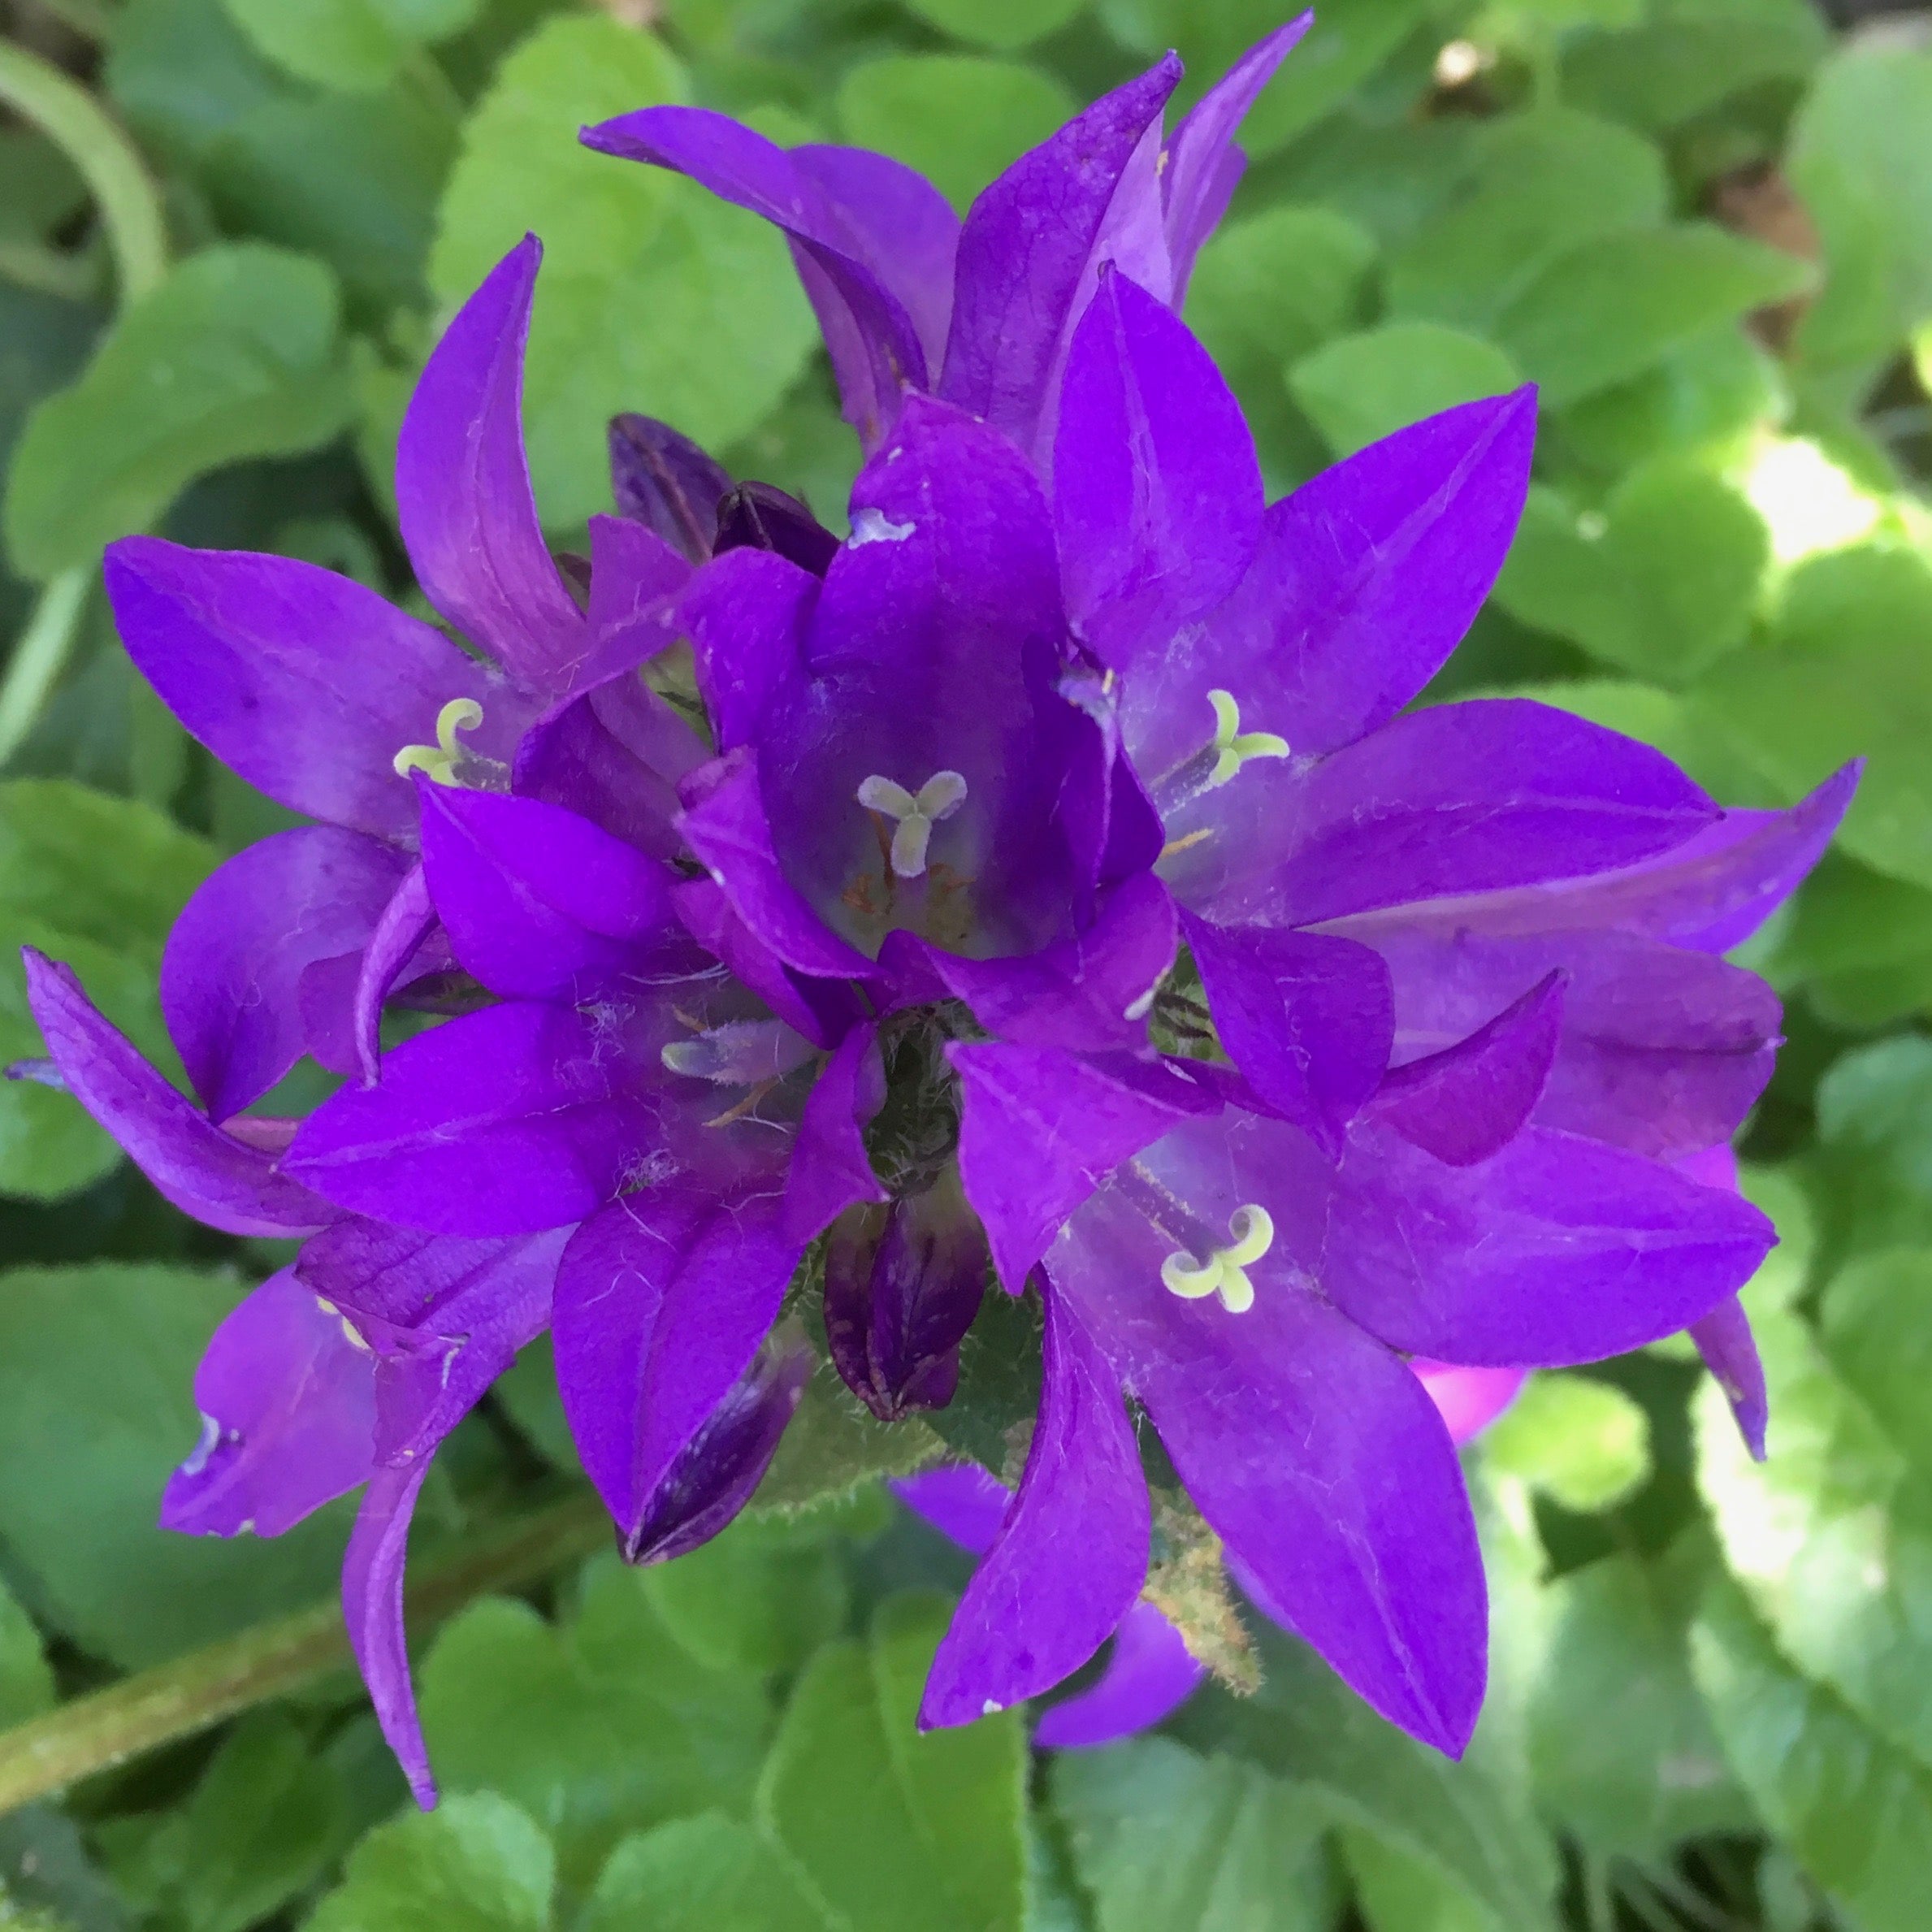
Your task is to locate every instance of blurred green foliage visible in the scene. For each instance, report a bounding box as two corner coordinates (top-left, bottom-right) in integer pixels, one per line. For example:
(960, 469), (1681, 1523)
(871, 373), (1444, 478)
(1, 0), (1930, 1927)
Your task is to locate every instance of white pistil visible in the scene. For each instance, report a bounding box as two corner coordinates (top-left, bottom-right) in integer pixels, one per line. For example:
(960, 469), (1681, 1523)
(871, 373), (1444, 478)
(857, 769), (968, 879)
(1204, 689), (1289, 790)
(1160, 1204), (1274, 1315)
(394, 697), (485, 786)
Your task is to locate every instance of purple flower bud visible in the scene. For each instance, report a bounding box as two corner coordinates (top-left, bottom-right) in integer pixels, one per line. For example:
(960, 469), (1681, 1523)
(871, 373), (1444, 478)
(609, 410), (732, 563)
(823, 1167), (989, 1422)
(622, 1329), (814, 1566)
(713, 480), (841, 578)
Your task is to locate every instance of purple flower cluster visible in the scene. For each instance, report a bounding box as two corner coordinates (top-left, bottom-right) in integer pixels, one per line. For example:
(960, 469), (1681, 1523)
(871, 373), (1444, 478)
(19, 18), (1853, 1802)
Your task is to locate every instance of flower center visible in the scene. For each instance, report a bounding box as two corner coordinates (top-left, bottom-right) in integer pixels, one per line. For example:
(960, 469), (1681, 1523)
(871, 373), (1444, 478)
(1159, 1204), (1273, 1315)
(392, 699), (506, 790)
(1150, 690), (1290, 818)
(856, 770), (969, 880)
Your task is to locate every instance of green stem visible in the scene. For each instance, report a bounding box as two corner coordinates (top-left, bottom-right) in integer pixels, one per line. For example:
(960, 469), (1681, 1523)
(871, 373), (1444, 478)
(0, 38), (167, 305)
(0, 568), (90, 769)
(0, 1491), (609, 1817)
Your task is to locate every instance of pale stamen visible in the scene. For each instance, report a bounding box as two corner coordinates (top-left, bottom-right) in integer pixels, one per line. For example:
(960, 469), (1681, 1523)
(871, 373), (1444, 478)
(1159, 1204), (1274, 1315)
(856, 769), (968, 879)
(394, 698), (486, 787)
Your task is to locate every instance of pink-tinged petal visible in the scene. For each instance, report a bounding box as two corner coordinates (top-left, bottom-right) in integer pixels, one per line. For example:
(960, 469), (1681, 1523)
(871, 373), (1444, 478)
(1050, 1189), (1486, 1757)
(552, 1190), (799, 1552)
(1411, 1361), (1528, 1445)
(21, 951), (331, 1237)
(1033, 1602), (1207, 1749)
(161, 1269), (375, 1537)
(1323, 1124), (1775, 1366)
(350, 864), (438, 1085)
(893, 1463), (1010, 1557)
(581, 110), (929, 445)
(1175, 699), (1719, 928)
(344, 1461), (437, 1808)
(102, 537), (518, 841)
(395, 236), (587, 690)
(1690, 1295), (1767, 1461)
(783, 1021), (887, 1245)
(922, 1285), (1149, 1729)
(677, 750), (881, 981)
(417, 782), (684, 1002)
(1161, 15), (1313, 299)
(285, 1001), (664, 1237)
(573, 513), (690, 694)
(1369, 972), (1565, 1167)
(921, 873), (1177, 1055)
(1055, 270), (1263, 669)
(941, 56), (1182, 457)
(1182, 915), (1393, 1157)
(513, 658), (708, 868)
(950, 1042), (1215, 1293)
(682, 547), (818, 752)
(1121, 392), (1538, 778)
(1389, 763), (1859, 955)
(162, 829), (411, 1122)
(791, 144), (960, 378)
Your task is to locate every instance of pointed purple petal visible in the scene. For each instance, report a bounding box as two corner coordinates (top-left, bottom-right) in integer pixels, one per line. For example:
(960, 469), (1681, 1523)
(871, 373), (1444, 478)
(418, 782), (683, 1002)
(783, 1020), (887, 1245)
(941, 56), (1182, 457)
(1033, 1601), (1206, 1749)
(350, 863), (437, 1085)
(609, 414), (730, 563)
(571, 513), (690, 694)
(893, 1464), (1010, 1557)
(1182, 915), (1393, 1156)
(102, 537), (519, 840)
(1121, 392), (1538, 776)
(682, 547), (818, 753)
(1323, 1124), (1775, 1365)
(396, 236), (587, 690)
(950, 1042), (1214, 1293)
(22, 951), (331, 1237)
(1161, 15), (1313, 298)
(286, 1001), (662, 1236)
(1412, 1361), (1528, 1445)
(1055, 269), (1263, 668)
(552, 1190), (799, 1549)
(344, 1461), (437, 1808)
(922, 1284), (1148, 1728)
(160, 1269), (375, 1537)
(1690, 1294), (1768, 1460)
(1369, 972), (1565, 1167)
(162, 829), (411, 1122)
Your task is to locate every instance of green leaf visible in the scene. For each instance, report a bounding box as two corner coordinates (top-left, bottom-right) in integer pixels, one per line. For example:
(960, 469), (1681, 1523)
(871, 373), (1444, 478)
(1052, 1737), (1332, 1932)
(1495, 460), (1768, 686)
(419, 1557), (771, 1895)
(141, 1713), (349, 1932)
(1484, 1373), (1652, 1514)
(1789, 45), (1932, 377)
(1385, 110), (1666, 335)
(1690, 544), (1932, 891)
(2, 245), (353, 582)
(1766, 851), (1932, 1030)
(0, 1577), (54, 1730)
(581, 1816), (834, 1932)
(758, 1594), (1027, 1932)
(308, 1793), (552, 1932)
(1562, 0), (1828, 132)
(1168, 1623), (1560, 1930)
(1289, 322), (1523, 458)
(1692, 1566), (1932, 1932)
(220, 0), (479, 93)
(0, 1265), (353, 1667)
(1822, 1250), (1932, 1495)
(201, 78), (459, 317)
(1492, 226), (1813, 409)
(1340, 1830), (1500, 1932)
(834, 56), (1077, 216)
(896, 0), (1085, 56)
(106, 0), (290, 166)
(1526, 1545), (1748, 1859)
(1812, 1037), (1932, 1263)
(643, 1510), (851, 1678)
(1696, 1299), (1932, 1779)
(429, 15), (816, 531)
(750, 1362), (943, 1514)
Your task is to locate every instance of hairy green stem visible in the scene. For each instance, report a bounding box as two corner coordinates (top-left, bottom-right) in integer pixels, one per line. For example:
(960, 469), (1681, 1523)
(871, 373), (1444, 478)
(0, 40), (167, 306)
(0, 1491), (610, 1817)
